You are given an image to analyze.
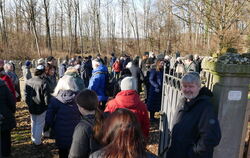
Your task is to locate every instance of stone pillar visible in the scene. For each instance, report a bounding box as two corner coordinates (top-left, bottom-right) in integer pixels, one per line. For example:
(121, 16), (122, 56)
(202, 61), (250, 158)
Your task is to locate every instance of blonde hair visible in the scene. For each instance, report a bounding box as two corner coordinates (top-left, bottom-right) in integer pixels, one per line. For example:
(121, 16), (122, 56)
(53, 75), (79, 96)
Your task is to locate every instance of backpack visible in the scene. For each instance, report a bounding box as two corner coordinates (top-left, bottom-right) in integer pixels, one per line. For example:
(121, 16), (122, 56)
(104, 73), (119, 97)
(92, 71), (118, 97)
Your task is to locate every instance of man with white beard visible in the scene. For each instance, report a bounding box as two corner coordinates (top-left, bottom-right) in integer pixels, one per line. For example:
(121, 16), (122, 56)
(166, 72), (221, 158)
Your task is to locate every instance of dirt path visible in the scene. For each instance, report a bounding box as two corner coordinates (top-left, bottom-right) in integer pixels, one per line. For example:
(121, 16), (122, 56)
(11, 102), (159, 158)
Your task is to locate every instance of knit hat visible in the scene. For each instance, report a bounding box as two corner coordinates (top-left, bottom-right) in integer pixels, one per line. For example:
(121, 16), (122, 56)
(36, 65), (45, 71)
(120, 77), (137, 91)
(25, 60), (31, 67)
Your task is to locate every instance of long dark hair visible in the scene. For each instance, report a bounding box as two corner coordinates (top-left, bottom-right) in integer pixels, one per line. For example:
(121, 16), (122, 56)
(101, 108), (146, 158)
(75, 89), (104, 140)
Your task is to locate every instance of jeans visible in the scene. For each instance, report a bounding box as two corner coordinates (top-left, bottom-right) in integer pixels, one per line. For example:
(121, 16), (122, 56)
(30, 111), (46, 145)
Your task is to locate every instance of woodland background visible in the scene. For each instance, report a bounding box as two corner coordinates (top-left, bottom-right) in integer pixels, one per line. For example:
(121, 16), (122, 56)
(0, 0), (249, 59)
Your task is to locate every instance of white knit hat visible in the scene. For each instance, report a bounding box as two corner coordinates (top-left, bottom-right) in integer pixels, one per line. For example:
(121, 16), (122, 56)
(120, 77), (137, 91)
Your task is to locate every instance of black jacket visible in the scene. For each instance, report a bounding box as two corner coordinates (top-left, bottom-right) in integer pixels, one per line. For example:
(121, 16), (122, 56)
(24, 76), (51, 114)
(167, 87), (221, 158)
(0, 79), (16, 131)
(68, 114), (101, 158)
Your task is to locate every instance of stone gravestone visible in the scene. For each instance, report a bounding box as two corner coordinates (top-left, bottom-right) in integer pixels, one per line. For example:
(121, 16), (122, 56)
(202, 53), (250, 158)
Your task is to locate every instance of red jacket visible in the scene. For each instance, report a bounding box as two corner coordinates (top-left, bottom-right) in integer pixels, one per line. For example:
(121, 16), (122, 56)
(0, 74), (16, 98)
(112, 61), (121, 72)
(105, 90), (150, 138)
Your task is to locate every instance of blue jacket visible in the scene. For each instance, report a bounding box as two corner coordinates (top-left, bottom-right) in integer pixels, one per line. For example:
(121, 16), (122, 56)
(88, 65), (108, 102)
(45, 90), (81, 149)
(147, 68), (163, 112)
(167, 87), (221, 158)
(110, 56), (116, 67)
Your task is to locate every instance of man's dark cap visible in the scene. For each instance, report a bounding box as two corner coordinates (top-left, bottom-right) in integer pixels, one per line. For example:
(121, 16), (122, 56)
(47, 56), (55, 62)
(186, 54), (194, 60)
(144, 52), (149, 56)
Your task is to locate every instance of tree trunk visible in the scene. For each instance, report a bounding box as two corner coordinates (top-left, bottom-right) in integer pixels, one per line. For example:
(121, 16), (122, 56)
(43, 0), (52, 55)
(0, 0), (8, 46)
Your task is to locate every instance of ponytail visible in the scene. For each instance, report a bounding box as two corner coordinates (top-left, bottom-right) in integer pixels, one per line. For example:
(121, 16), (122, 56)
(93, 107), (104, 140)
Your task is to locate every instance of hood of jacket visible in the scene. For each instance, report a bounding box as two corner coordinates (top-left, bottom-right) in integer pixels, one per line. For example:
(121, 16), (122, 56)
(92, 64), (108, 74)
(114, 90), (141, 109)
(56, 90), (77, 104)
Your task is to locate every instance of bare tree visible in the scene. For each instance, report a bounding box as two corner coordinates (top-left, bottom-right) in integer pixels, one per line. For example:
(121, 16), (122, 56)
(24, 0), (41, 57)
(0, 0), (8, 46)
(131, 0), (140, 54)
(57, 0), (64, 51)
(120, 0), (125, 52)
(73, 0), (78, 53)
(171, 0), (250, 53)
(65, 0), (73, 55)
(43, 0), (52, 55)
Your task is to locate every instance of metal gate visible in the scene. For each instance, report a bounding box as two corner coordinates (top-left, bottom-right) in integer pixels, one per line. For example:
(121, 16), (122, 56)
(158, 67), (182, 157)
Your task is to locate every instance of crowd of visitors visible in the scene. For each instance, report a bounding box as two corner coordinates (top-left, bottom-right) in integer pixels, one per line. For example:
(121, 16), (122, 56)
(0, 51), (221, 158)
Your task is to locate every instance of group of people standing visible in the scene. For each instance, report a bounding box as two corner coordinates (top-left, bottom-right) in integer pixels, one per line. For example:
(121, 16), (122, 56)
(0, 51), (221, 158)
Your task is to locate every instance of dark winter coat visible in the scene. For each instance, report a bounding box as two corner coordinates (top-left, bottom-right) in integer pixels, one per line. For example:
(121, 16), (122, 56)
(68, 114), (101, 158)
(195, 58), (202, 73)
(88, 65), (109, 102)
(0, 79), (16, 131)
(0, 73), (16, 98)
(128, 65), (144, 92)
(89, 149), (158, 158)
(45, 76), (57, 93)
(45, 90), (81, 149)
(24, 76), (51, 114)
(166, 87), (221, 158)
(122, 57), (131, 69)
(105, 90), (150, 138)
(110, 56), (116, 67)
(80, 59), (92, 87)
(147, 68), (163, 112)
(58, 63), (67, 78)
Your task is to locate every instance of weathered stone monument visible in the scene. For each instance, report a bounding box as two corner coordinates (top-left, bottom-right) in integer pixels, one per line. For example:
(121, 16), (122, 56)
(201, 52), (250, 158)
